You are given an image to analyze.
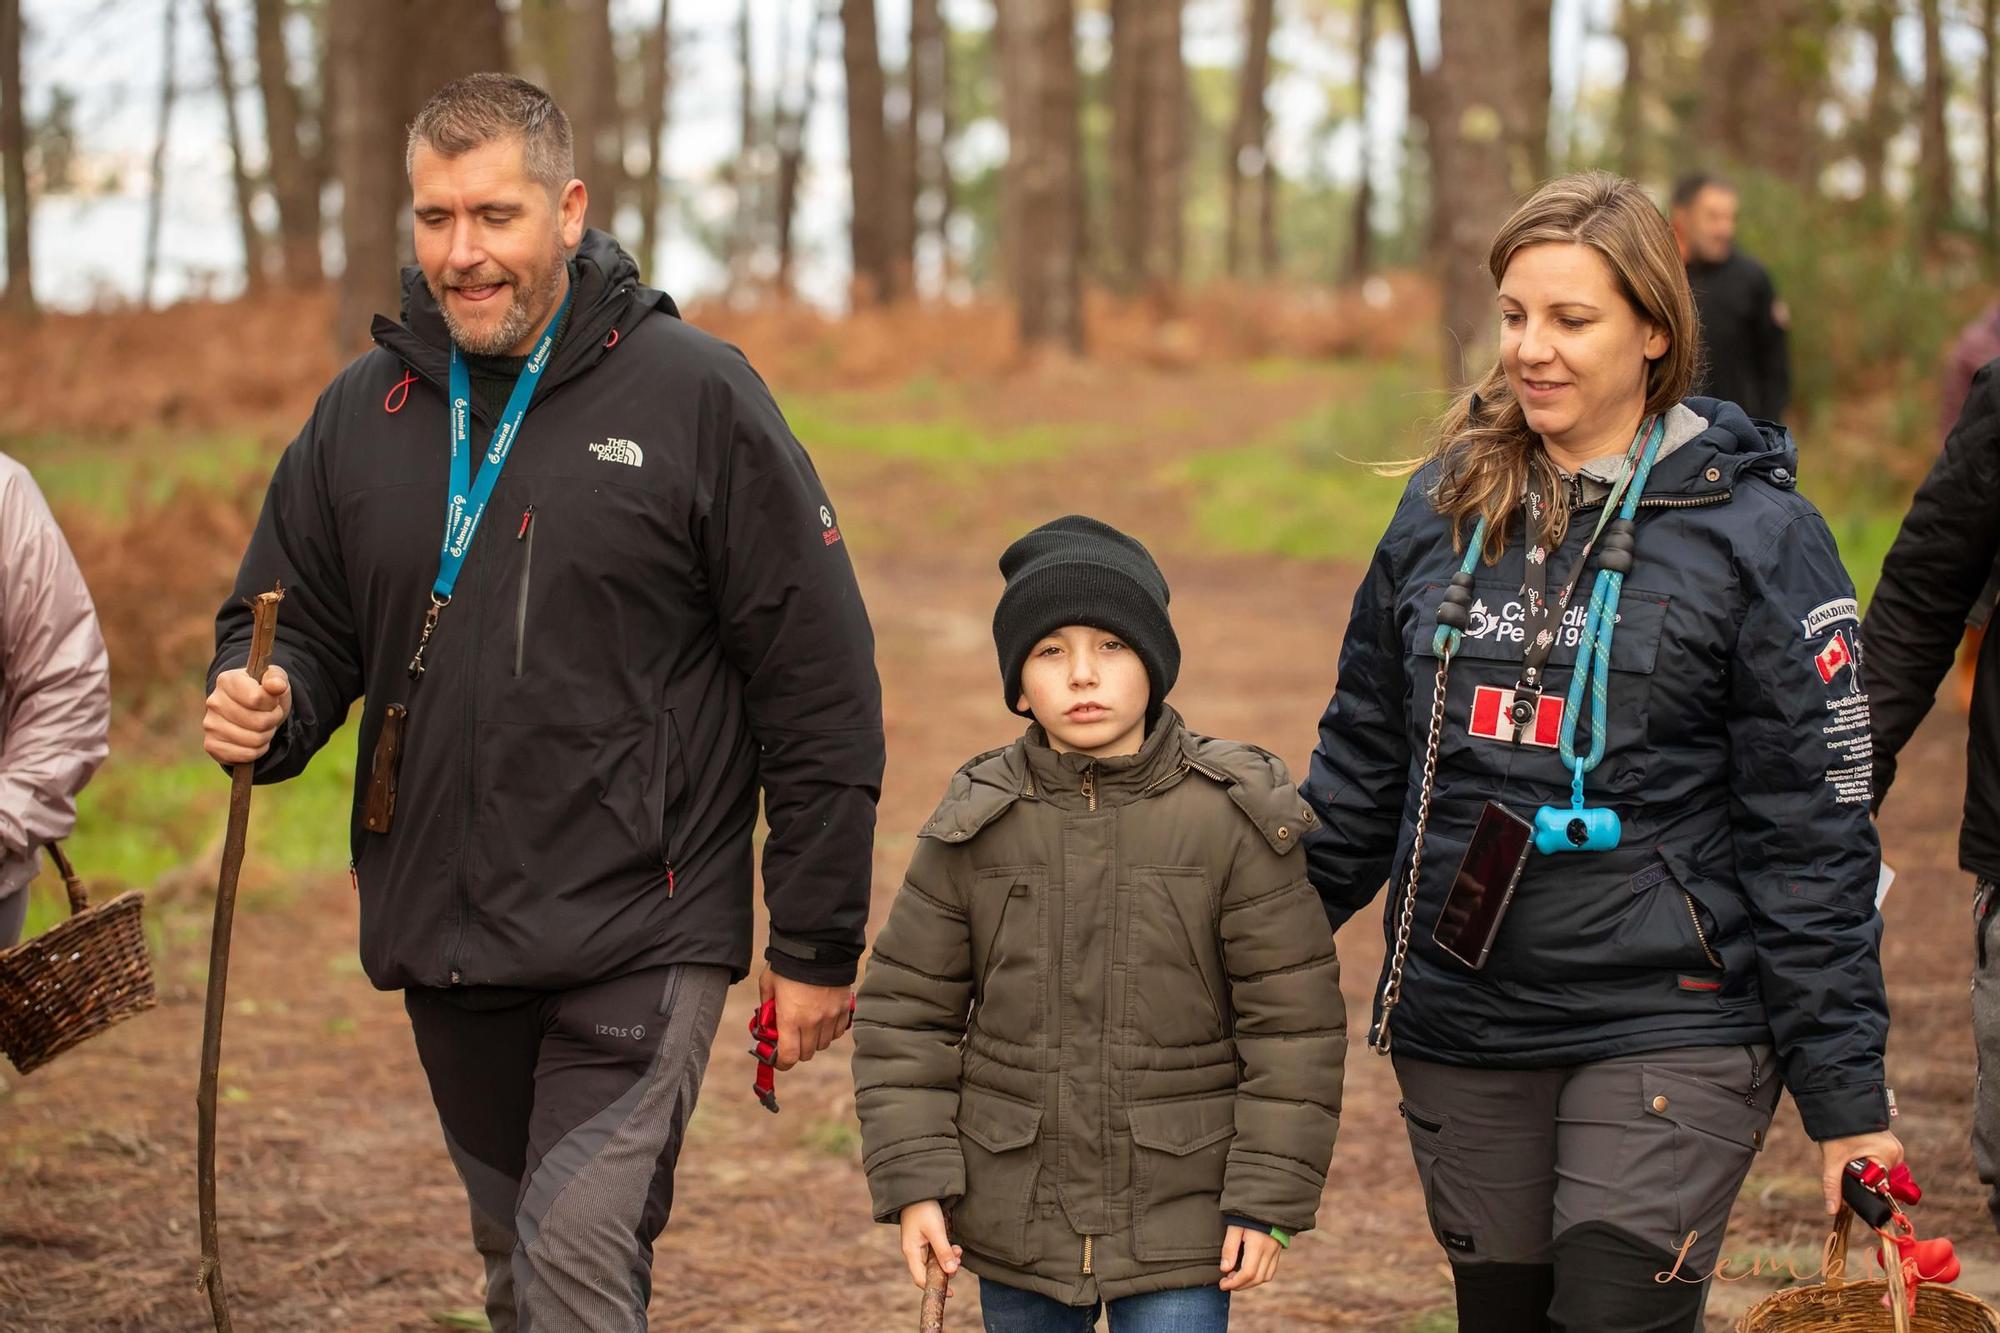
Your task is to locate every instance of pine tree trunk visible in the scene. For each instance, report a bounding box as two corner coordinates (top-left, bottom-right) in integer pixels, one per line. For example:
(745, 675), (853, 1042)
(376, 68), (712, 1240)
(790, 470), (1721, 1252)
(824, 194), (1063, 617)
(1348, 0), (1376, 281)
(997, 0), (1083, 351)
(842, 0), (897, 303)
(638, 0), (671, 283)
(254, 0), (322, 283)
(1615, 0), (1646, 180)
(1140, 0), (1185, 296)
(1430, 0), (1539, 384)
(1703, 0), (1833, 187)
(0, 0), (32, 316)
(776, 1), (831, 297)
(201, 0), (267, 292)
(1108, 0), (1143, 292)
(1517, 0), (1552, 180)
(1921, 0), (1952, 244)
(1226, 0), (1275, 278)
(143, 0), (181, 310)
(732, 0), (755, 296)
(333, 0), (505, 353)
(1860, 0), (1899, 200)
(1986, 0), (1997, 255)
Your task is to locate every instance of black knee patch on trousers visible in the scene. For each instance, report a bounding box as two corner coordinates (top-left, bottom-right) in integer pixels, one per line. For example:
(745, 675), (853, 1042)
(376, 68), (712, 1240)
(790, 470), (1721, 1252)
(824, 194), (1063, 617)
(1450, 1260), (1555, 1333)
(1549, 1221), (1706, 1333)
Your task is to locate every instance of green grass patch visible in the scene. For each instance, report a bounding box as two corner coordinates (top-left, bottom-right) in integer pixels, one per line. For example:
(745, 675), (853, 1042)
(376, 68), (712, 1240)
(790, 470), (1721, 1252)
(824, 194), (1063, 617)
(1822, 506), (1904, 610)
(5, 431), (269, 519)
(1182, 367), (1908, 599)
(785, 395), (1080, 467)
(800, 1115), (861, 1158)
(18, 724), (358, 940)
(1179, 363), (1443, 564)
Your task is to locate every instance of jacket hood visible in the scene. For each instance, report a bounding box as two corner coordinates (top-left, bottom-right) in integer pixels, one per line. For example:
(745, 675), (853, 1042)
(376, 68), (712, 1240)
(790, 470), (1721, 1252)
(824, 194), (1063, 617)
(920, 706), (1312, 855)
(1644, 397), (1799, 498)
(371, 228), (678, 405)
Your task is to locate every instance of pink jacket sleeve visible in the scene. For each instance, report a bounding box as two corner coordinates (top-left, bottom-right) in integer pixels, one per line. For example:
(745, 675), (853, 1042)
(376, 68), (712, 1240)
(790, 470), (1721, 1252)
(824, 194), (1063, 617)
(0, 455), (110, 896)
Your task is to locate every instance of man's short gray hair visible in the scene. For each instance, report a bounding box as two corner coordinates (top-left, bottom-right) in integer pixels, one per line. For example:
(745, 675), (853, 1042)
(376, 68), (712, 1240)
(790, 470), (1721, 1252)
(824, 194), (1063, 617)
(406, 73), (575, 193)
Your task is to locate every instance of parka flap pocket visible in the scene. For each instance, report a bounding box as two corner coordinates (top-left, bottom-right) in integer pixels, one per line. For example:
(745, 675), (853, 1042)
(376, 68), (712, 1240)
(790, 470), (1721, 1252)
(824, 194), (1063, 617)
(1129, 1093), (1237, 1157)
(1641, 1065), (1766, 1151)
(956, 1090), (1043, 1153)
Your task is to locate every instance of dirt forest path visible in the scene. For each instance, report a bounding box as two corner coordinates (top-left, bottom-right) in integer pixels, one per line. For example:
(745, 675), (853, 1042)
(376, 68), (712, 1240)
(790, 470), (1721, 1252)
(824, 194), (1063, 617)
(0, 359), (1992, 1330)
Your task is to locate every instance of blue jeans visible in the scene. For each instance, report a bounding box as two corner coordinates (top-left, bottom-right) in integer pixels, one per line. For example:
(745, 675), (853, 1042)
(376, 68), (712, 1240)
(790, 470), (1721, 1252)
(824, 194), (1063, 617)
(978, 1278), (1230, 1332)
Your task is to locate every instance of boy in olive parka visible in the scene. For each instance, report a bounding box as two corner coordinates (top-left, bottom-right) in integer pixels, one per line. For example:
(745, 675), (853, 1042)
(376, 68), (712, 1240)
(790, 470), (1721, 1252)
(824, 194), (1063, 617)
(852, 517), (1346, 1331)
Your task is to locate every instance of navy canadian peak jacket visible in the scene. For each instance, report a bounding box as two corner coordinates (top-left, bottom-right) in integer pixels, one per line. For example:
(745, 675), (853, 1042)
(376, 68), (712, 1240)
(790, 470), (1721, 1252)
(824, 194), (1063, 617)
(1302, 399), (1890, 1141)
(210, 230), (885, 993)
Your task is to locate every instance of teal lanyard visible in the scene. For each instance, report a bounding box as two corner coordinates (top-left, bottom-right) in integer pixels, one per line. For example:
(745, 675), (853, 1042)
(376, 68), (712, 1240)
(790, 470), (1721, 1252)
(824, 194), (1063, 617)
(1432, 415), (1667, 801)
(436, 288), (573, 601)
(406, 288), (573, 681)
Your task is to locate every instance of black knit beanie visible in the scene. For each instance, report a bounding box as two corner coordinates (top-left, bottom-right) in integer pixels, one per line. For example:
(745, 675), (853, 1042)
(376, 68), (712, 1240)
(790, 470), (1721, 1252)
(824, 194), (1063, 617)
(993, 515), (1179, 717)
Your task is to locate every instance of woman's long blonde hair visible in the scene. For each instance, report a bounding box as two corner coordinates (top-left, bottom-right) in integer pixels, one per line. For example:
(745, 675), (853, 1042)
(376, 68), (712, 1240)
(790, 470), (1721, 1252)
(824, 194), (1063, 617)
(1425, 171), (1700, 563)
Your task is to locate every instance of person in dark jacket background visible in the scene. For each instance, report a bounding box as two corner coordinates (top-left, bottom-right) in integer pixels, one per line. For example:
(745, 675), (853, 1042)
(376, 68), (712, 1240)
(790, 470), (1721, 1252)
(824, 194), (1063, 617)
(1304, 172), (1897, 1333)
(1936, 305), (2000, 711)
(1863, 361), (2000, 1234)
(202, 75), (883, 1331)
(1672, 173), (1791, 423)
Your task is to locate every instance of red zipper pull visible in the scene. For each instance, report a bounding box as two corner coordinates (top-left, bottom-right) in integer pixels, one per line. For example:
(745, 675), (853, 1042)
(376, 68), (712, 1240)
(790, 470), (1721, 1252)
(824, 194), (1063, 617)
(666, 863), (676, 898)
(517, 504), (535, 540)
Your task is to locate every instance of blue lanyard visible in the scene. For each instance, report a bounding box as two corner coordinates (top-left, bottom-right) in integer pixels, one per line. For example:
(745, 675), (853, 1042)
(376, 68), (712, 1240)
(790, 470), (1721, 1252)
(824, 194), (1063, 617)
(1432, 414), (1667, 797)
(1555, 415), (1666, 787)
(406, 287), (573, 680)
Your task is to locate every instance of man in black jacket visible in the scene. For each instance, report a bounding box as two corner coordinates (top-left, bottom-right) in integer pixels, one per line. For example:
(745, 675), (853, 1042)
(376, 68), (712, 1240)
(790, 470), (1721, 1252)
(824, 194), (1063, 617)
(202, 75), (883, 1329)
(1865, 362), (2000, 1233)
(1673, 174), (1792, 422)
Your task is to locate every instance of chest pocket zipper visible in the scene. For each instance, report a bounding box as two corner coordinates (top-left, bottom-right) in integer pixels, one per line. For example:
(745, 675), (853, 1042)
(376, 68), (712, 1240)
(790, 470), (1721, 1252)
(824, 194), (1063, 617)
(513, 505), (535, 677)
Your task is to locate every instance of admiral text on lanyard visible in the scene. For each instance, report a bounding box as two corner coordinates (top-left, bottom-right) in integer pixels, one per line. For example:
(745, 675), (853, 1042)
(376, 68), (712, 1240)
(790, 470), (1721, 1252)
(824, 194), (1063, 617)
(407, 286), (574, 680)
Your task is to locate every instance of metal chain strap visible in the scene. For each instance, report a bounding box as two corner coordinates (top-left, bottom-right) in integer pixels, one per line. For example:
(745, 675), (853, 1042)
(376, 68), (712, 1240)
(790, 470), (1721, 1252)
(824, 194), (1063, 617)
(1371, 653), (1452, 1055)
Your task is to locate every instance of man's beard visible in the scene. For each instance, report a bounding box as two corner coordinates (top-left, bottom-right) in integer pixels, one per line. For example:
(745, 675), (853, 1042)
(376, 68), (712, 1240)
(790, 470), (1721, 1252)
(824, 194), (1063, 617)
(430, 237), (566, 357)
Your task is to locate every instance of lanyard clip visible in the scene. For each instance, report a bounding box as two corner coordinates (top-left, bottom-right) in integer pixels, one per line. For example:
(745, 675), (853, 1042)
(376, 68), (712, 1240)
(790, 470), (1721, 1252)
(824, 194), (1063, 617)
(407, 594), (450, 680)
(1507, 678), (1542, 746)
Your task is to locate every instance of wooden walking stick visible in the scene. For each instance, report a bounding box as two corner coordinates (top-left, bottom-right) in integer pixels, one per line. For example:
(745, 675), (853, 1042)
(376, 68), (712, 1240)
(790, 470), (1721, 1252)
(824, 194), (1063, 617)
(920, 1253), (950, 1332)
(195, 586), (283, 1331)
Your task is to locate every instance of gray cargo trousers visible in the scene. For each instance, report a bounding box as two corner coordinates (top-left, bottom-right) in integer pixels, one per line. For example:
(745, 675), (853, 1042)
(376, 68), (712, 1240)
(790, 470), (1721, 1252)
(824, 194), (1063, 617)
(1394, 1042), (1781, 1333)
(1973, 878), (2000, 1235)
(405, 961), (731, 1332)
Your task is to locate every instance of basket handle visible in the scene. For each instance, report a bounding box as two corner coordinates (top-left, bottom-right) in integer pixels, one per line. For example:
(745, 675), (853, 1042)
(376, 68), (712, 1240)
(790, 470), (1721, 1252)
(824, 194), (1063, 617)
(1821, 1204), (1912, 1333)
(45, 841), (85, 915)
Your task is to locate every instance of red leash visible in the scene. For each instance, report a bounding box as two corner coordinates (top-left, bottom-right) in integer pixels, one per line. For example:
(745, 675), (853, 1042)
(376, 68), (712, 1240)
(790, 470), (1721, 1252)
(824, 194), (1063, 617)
(748, 994), (856, 1113)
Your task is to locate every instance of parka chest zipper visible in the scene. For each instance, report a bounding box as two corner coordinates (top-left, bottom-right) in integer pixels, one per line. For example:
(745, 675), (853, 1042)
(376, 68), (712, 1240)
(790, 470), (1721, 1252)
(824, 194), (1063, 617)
(1082, 763), (1098, 812)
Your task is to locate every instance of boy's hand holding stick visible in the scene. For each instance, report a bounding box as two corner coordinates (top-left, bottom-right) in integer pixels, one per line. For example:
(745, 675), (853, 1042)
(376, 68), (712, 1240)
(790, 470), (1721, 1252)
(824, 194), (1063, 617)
(901, 1201), (959, 1329)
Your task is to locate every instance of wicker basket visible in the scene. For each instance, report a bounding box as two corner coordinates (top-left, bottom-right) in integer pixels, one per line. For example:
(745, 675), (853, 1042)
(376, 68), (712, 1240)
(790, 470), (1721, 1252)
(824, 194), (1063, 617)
(1738, 1207), (2000, 1332)
(0, 844), (156, 1074)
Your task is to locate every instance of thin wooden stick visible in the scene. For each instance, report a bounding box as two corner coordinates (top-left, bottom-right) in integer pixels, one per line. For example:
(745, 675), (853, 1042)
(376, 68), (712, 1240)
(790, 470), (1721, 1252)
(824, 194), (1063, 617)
(920, 1252), (949, 1332)
(196, 587), (283, 1331)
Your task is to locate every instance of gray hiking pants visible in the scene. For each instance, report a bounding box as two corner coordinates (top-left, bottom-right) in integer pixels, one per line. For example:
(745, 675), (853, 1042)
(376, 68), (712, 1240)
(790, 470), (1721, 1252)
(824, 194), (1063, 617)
(1394, 1042), (1780, 1333)
(406, 962), (731, 1332)
(1973, 878), (2000, 1234)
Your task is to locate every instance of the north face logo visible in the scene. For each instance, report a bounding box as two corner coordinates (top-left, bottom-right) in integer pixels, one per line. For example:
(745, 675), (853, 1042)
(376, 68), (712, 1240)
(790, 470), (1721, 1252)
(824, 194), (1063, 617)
(588, 438), (644, 467)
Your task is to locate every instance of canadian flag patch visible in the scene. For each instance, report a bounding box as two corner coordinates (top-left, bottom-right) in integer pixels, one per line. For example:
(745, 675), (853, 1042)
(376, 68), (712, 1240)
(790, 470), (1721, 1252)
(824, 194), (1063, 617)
(1814, 629), (1855, 685)
(1468, 686), (1563, 748)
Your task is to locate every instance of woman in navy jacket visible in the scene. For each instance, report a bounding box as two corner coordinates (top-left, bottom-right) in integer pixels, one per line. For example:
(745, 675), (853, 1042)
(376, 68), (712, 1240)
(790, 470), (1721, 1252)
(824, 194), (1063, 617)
(1302, 172), (1899, 1332)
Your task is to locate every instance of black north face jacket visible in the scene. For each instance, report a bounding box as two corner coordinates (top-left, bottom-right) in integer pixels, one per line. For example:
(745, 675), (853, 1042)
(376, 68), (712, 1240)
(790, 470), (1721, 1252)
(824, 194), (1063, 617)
(1302, 400), (1890, 1141)
(210, 231), (884, 992)
(1866, 361), (2000, 884)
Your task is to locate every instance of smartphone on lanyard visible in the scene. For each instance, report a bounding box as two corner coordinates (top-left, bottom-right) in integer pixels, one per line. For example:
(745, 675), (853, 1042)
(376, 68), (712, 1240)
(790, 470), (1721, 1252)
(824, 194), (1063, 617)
(1432, 801), (1535, 970)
